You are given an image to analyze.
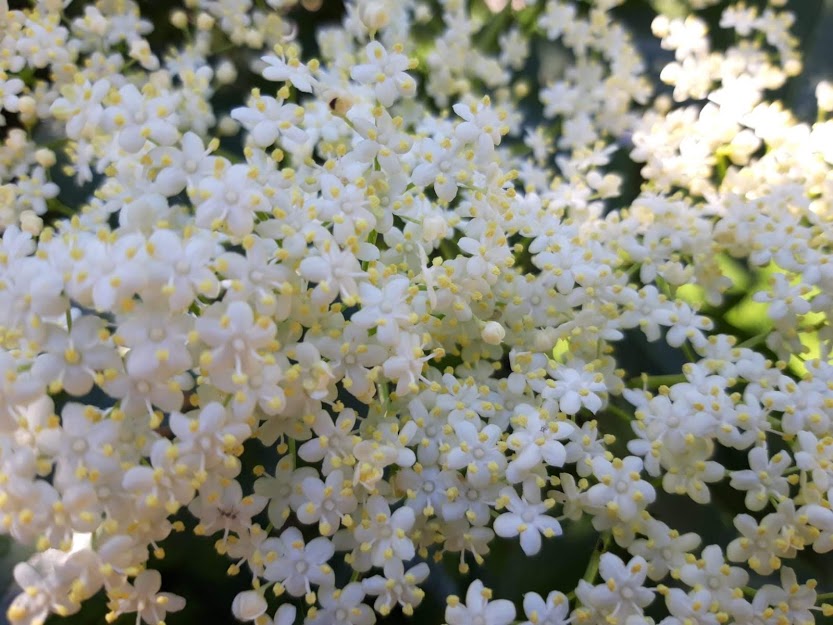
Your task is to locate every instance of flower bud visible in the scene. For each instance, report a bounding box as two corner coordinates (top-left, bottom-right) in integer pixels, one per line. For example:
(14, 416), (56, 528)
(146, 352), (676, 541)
(818, 81), (833, 113)
(20, 211), (43, 236)
(170, 10), (188, 29)
(481, 321), (505, 346)
(196, 12), (215, 31)
(218, 116), (240, 136)
(35, 149), (56, 168)
(216, 60), (238, 86)
(231, 591), (267, 622)
(422, 215), (449, 242)
(359, 1), (390, 33)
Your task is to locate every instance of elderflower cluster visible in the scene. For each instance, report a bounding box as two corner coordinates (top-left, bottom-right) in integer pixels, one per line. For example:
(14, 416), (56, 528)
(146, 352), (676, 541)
(1, 0), (832, 624)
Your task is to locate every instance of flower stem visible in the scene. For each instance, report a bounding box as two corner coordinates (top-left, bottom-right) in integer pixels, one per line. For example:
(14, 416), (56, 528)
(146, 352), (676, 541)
(605, 403), (634, 424)
(626, 373), (686, 388)
(581, 531), (612, 585)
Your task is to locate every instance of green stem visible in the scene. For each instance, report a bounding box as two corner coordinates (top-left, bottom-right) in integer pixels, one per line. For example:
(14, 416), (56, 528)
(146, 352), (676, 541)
(738, 331), (769, 349)
(816, 591), (833, 601)
(577, 532), (612, 599)
(605, 403), (634, 424)
(47, 199), (74, 217)
(377, 381), (390, 417)
(362, 231), (378, 271)
(626, 373), (686, 389)
(476, 3), (514, 51)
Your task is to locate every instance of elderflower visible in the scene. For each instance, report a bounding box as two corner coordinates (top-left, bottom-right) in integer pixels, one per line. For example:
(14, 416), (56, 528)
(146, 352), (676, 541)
(1, 0), (832, 624)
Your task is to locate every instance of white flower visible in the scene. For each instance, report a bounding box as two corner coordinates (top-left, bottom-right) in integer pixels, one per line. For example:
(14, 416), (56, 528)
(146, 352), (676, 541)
(362, 560), (429, 617)
(110, 570), (186, 625)
(231, 93), (307, 148)
(446, 420), (506, 488)
(48, 77), (110, 139)
(263, 527), (335, 598)
(493, 484), (562, 555)
(729, 446), (791, 511)
(351, 276), (412, 345)
(122, 439), (197, 518)
(295, 469), (357, 536)
(193, 164), (267, 236)
(306, 583), (376, 625)
(32, 318), (119, 396)
(37, 403), (120, 488)
(679, 545), (752, 619)
(15, 166), (59, 215)
(548, 364), (607, 415)
(505, 404), (574, 483)
(585, 456), (656, 522)
(196, 301), (275, 379)
(102, 83), (179, 153)
(445, 580), (516, 625)
(350, 41), (415, 107)
(574, 554), (654, 622)
(189, 478), (267, 537)
(382, 332), (431, 396)
(352, 495), (416, 569)
(751, 567), (816, 625)
(261, 47), (315, 92)
(520, 591), (570, 625)
(299, 241), (366, 306)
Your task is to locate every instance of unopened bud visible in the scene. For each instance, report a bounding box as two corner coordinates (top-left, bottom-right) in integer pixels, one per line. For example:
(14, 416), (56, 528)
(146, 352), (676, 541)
(34, 149), (56, 168)
(20, 210), (43, 236)
(481, 321), (506, 346)
(359, 1), (390, 33)
(218, 116), (240, 136)
(170, 10), (189, 29)
(216, 60), (238, 85)
(231, 591), (267, 622)
(817, 81), (833, 113)
(422, 215), (449, 242)
(195, 12), (215, 31)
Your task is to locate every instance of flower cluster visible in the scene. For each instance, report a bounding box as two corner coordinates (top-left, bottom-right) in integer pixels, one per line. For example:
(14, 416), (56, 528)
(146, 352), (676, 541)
(1, 0), (832, 624)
